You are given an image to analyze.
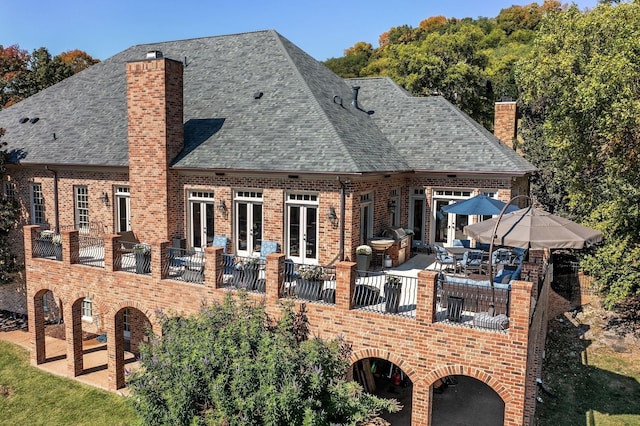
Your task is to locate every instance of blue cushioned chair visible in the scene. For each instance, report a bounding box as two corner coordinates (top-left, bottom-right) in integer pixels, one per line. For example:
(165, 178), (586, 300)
(458, 250), (484, 275)
(433, 245), (455, 272)
(259, 241), (280, 262)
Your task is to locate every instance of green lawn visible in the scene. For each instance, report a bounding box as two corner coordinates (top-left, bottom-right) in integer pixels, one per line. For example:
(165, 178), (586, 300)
(0, 341), (139, 425)
(535, 303), (640, 426)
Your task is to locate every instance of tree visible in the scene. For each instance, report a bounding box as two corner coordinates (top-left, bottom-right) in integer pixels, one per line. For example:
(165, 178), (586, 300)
(0, 45), (29, 108)
(59, 49), (99, 74)
(0, 46), (97, 110)
(0, 128), (21, 283)
(324, 42), (373, 78)
(516, 2), (640, 307)
(128, 294), (399, 425)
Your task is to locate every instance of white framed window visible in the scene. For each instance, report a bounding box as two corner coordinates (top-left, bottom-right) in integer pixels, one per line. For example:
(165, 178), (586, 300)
(123, 308), (131, 341)
(234, 190), (263, 256)
(4, 181), (16, 201)
(74, 186), (89, 230)
(188, 191), (215, 250)
(81, 298), (93, 321)
(389, 188), (400, 228)
(360, 192), (373, 245)
(30, 183), (45, 225)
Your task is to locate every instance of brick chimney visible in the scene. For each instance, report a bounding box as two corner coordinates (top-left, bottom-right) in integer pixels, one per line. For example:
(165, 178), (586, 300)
(126, 52), (184, 244)
(494, 100), (517, 150)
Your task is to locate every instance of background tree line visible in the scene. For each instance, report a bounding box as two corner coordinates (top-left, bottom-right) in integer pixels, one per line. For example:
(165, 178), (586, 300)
(325, 0), (640, 309)
(0, 46), (98, 109)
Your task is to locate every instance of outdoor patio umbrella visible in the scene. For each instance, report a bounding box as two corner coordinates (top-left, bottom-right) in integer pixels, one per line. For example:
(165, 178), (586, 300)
(441, 194), (520, 216)
(463, 207), (603, 250)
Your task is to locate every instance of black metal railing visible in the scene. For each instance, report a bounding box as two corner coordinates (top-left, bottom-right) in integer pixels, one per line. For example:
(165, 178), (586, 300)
(163, 247), (205, 284)
(280, 262), (336, 304)
(118, 241), (152, 275)
(437, 277), (511, 316)
(223, 255), (265, 292)
(76, 236), (105, 268)
(353, 271), (417, 318)
(33, 231), (62, 261)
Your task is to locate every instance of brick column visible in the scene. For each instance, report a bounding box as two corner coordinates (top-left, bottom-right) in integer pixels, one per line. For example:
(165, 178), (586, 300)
(28, 289), (46, 365)
(265, 253), (285, 305)
(417, 270), (438, 324)
(61, 230), (79, 265)
(65, 300), (84, 376)
(104, 234), (120, 272)
(335, 261), (356, 311)
(204, 246), (224, 289)
(107, 309), (126, 390)
(24, 225), (39, 262)
(153, 241), (170, 280)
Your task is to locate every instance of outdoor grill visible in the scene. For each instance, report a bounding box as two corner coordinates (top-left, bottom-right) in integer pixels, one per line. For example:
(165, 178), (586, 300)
(369, 227), (412, 267)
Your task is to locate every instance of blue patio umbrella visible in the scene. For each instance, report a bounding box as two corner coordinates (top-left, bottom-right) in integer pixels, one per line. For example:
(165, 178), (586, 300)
(441, 194), (520, 216)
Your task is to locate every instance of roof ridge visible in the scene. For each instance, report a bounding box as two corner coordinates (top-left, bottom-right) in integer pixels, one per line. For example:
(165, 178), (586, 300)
(272, 33), (362, 171)
(436, 97), (531, 171)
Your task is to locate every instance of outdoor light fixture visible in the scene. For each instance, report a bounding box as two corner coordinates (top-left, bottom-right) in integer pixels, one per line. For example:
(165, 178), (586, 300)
(99, 192), (110, 207)
(327, 206), (339, 229)
(217, 199), (227, 215)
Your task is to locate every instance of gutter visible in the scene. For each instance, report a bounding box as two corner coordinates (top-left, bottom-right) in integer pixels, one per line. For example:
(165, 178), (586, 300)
(44, 166), (60, 233)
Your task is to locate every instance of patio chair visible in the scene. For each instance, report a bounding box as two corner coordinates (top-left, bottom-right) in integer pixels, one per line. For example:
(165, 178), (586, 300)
(446, 296), (464, 321)
(433, 245), (456, 272)
(457, 250), (484, 275)
(491, 248), (512, 266)
(259, 240), (280, 262)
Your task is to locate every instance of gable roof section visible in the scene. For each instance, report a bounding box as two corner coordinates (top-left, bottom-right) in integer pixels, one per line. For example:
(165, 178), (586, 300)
(347, 77), (536, 175)
(0, 31), (408, 174)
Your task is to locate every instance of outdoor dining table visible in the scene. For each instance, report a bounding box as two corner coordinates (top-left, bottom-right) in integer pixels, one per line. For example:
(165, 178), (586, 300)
(444, 247), (471, 260)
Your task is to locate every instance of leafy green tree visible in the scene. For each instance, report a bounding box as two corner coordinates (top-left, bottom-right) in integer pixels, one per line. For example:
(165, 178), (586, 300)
(0, 45), (29, 108)
(128, 294), (399, 425)
(0, 129), (21, 283)
(324, 42), (373, 78)
(516, 2), (640, 307)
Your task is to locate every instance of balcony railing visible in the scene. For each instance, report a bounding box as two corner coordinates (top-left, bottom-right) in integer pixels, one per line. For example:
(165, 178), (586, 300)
(118, 241), (152, 275)
(353, 271), (417, 318)
(162, 247), (205, 284)
(26, 225), (546, 333)
(279, 262), (336, 305)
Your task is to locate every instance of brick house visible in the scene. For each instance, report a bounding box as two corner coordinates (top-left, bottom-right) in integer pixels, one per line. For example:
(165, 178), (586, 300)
(0, 30), (548, 425)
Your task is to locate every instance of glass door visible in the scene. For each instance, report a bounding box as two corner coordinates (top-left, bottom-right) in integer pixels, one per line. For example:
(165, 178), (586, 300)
(189, 200), (215, 250)
(115, 187), (130, 233)
(286, 197), (318, 264)
(409, 188), (425, 245)
(235, 191), (263, 256)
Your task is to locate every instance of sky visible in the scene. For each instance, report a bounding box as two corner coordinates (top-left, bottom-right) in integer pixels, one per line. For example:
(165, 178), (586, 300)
(2, 0), (599, 62)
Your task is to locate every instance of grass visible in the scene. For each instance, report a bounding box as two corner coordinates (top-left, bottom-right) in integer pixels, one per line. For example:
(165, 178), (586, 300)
(535, 300), (640, 426)
(0, 341), (139, 425)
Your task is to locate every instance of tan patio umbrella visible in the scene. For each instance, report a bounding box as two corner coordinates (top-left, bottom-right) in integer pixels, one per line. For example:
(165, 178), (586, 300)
(463, 207), (603, 250)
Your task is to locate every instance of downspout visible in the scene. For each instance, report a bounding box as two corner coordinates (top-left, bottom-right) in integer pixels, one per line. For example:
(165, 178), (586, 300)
(45, 166), (60, 232)
(338, 177), (347, 261)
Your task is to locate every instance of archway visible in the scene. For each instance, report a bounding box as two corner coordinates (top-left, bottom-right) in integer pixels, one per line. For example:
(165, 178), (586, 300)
(351, 356), (413, 424)
(30, 287), (65, 365)
(431, 375), (505, 425)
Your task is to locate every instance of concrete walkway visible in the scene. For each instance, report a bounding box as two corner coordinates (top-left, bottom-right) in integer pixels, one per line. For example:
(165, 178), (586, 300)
(0, 329), (138, 394)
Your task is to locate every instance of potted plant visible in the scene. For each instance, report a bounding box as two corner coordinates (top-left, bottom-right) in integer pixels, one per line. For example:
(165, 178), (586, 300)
(134, 243), (151, 274)
(295, 265), (324, 300)
(384, 275), (402, 314)
(52, 234), (63, 261)
(355, 245), (372, 275)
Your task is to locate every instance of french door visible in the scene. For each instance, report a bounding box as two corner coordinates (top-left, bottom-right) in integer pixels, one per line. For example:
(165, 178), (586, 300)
(115, 187), (130, 233)
(235, 191), (263, 257)
(286, 194), (318, 264)
(188, 191), (215, 251)
(409, 188), (425, 245)
(432, 190), (472, 247)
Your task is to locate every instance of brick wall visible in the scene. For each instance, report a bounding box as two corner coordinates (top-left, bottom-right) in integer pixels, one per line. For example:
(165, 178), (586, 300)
(24, 228), (541, 425)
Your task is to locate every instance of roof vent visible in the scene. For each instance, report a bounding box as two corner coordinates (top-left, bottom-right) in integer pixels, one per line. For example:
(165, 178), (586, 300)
(146, 50), (163, 59)
(19, 117), (29, 124)
(253, 91), (263, 99)
(30, 117), (39, 124)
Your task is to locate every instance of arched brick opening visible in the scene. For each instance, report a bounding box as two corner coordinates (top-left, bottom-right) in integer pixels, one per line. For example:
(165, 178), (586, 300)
(29, 286), (63, 365)
(426, 365), (511, 426)
(349, 348), (416, 424)
(106, 301), (156, 390)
